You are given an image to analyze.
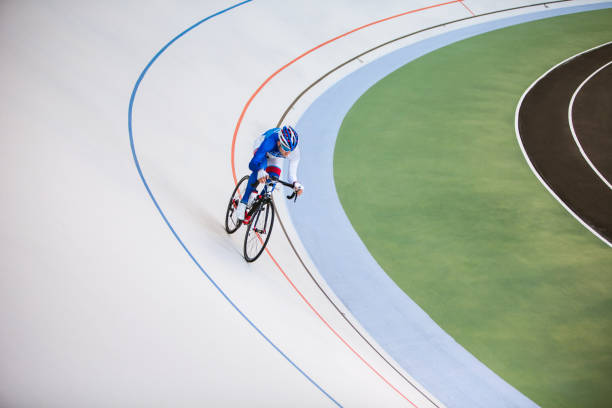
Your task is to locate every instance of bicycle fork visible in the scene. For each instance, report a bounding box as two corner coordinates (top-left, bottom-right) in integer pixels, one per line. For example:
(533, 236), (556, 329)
(250, 200), (269, 234)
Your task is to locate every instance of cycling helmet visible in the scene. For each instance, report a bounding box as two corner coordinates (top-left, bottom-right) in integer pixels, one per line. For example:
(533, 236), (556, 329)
(278, 126), (299, 152)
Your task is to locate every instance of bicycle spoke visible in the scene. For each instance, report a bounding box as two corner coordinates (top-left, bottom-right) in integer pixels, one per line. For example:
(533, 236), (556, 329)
(246, 229), (261, 255)
(225, 175), (249, 234)
(241, 187), (275, 262)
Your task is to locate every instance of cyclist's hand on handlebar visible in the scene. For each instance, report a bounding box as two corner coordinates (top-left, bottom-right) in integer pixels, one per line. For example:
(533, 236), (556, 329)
(257, 169), (268, 184)
(293, 181), (304, 196)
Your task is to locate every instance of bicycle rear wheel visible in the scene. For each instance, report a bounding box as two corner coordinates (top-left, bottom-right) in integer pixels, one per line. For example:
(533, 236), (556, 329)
(243, 199), (275, 262)
(225, 175), (249, 234)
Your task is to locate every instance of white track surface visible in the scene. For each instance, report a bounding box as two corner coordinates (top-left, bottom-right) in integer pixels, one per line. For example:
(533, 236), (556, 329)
(1, 1), (608, 406)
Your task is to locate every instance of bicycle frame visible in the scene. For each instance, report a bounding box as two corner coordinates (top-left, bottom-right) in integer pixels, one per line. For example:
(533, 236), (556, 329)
(247, 180), (276, 219)
(247, 176), (296, 216)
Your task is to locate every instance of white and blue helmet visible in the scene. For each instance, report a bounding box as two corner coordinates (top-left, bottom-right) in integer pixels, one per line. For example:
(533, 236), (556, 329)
(278, 126), (299, 152)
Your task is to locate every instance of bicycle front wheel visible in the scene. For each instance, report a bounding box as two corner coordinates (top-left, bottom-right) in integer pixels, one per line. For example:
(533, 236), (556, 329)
(243, 199), (275, 262)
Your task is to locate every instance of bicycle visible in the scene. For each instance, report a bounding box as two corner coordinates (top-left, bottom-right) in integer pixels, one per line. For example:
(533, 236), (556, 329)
(225, 175), (298, 262)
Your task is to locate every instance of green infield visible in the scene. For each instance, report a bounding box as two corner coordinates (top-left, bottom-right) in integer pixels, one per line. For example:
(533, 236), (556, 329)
(334, 8), (612, 408)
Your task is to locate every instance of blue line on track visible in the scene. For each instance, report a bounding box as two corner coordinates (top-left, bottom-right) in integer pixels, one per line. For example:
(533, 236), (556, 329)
(127, 2), (342, 406)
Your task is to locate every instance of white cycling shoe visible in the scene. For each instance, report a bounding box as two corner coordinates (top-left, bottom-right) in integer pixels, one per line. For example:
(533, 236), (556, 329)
(235, 201), (247, 222)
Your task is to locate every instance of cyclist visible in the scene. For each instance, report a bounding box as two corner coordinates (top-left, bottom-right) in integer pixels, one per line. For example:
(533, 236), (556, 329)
(236, 126), (304, 222)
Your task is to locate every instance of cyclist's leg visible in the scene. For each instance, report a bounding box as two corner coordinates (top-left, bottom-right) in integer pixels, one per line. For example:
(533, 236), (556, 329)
(240, 160), (280, 209)
(241, 171), (259, 204)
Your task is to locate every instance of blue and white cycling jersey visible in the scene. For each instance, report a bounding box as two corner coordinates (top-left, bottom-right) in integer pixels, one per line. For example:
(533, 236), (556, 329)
(240, 128), (301, 205)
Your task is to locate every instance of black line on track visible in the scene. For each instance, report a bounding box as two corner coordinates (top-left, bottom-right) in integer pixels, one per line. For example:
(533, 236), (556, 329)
(278, 0), (574, 125)
(268, 1), (577, 405)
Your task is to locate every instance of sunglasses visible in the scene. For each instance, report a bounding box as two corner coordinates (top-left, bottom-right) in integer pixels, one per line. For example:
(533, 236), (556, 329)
(280, 144), (292, 152)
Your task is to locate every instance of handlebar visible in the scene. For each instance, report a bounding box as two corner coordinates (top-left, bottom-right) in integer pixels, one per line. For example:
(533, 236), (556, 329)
(251, 176), (299, 201)
(268, 176), (294, 188)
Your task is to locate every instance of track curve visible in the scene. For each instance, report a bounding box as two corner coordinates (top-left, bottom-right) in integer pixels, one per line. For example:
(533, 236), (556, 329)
(127, 2), (344, 406)
(286, 3), (612, 408)
(229, 4), (466, 406)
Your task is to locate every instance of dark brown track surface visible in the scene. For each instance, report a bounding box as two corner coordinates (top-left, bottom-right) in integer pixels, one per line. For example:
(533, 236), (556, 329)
(573, 62), (612, 184)
(518, 43), (612, 243)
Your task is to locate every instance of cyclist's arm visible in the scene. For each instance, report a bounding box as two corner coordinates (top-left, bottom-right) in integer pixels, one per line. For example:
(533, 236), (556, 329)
(248, 134), (276, 172)
(287, 147), (300, 184)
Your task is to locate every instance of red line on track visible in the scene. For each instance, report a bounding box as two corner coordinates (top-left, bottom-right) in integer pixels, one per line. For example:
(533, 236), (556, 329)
(262, 247), (419, 407)
(231, 0), (461, 184)
(460, 0), (476, 16)
(230, 2), (462, 405)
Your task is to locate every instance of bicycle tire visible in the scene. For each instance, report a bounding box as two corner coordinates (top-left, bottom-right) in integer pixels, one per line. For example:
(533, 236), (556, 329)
(243, 198), (275, 262)
(224, 175), (249, 234)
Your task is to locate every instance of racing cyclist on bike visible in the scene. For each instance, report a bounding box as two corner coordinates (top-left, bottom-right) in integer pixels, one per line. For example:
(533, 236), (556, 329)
(236, 126), (304, 222)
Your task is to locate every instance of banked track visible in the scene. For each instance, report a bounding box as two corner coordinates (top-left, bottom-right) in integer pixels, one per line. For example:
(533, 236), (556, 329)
(264, 1), (611, 407)
(132, 0), (608, 407)
(7, 1), (610, 406)
(266, 0), (588, 404)
(229, 4), (471, 407)
(128, 2), (345, 407)
(129, 1), (448, 407)
(267, 1), (607, 407)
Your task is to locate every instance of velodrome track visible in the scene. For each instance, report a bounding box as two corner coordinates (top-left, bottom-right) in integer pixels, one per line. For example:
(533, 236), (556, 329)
(1, 1), (609, 407)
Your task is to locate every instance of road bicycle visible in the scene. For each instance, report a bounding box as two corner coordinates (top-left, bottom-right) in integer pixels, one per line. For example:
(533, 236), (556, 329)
(225, 175), (298, 262)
